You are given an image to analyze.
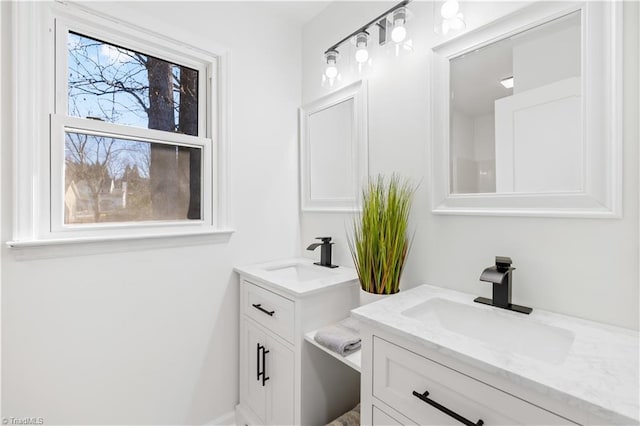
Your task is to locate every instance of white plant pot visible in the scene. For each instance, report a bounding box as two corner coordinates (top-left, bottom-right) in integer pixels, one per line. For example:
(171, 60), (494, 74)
(359, 288), (398, 306)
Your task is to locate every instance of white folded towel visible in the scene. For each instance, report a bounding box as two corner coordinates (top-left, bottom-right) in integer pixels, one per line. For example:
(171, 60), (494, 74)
(314, 318), (361, 356)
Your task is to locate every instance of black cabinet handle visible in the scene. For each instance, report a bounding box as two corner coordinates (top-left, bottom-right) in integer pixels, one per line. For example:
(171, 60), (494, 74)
(261, 345), (270, 386)
(256, 343), (261, 381)
(252, 303), (275, 317)
(412, 390), (484, 426)
(256, 343), (270, 386)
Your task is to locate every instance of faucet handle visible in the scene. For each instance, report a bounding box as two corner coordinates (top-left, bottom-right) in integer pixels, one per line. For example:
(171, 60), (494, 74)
(495, 256), (512, 271)
(316, 237), (332, 243)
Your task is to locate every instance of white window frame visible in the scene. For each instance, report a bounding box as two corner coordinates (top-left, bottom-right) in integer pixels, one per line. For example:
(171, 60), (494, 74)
(8, 2), (232, 248)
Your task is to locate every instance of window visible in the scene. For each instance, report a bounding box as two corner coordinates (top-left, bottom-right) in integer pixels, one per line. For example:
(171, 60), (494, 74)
(9, 2), (230, 246)
(62, 32), (203, 225)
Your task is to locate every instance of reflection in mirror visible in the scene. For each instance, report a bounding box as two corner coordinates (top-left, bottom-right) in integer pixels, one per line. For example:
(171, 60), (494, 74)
(450, 11), (581, 194)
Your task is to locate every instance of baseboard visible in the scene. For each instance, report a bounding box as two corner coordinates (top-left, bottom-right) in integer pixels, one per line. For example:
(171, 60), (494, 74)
(203, 410), (236, 426)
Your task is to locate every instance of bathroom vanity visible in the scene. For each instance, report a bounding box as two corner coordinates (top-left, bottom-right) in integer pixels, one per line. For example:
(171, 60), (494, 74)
(234, 259), (360, 426)
(352, 285), (639, 426)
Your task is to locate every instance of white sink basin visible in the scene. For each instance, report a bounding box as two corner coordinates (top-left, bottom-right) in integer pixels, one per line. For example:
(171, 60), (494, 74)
(235, 258), (358, 297)
(402, 298), (575, 364)
(264, 262), (339, 282)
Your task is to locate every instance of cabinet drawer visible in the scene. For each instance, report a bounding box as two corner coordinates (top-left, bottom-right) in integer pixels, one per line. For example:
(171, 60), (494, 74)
(243, 281), (295, 343)
(372, 337), (576, 425)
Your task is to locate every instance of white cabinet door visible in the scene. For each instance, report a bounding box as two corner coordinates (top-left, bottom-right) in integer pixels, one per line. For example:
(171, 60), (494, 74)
(265, 335), (294, 426)
(242, 319), (294, 426)
(243, 319), (267, 423)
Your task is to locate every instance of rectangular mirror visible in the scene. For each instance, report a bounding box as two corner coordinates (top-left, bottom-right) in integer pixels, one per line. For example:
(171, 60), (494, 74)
(432, 2), (622, 217)
(299, 81), (368, 211)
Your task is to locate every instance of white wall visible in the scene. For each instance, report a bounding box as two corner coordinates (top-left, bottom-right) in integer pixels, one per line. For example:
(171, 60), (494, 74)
(301, 1), (639, 330)
(451, 109), (476, 193)
(473, 113), (495, 193)
(1, 1), (301, 424)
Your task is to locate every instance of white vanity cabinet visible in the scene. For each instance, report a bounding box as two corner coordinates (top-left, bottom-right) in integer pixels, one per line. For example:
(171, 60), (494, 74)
(354, 285), (639, 426)
(235, 259), (361, 426)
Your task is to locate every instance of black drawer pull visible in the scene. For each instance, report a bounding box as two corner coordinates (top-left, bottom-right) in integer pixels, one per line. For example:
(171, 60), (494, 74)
(412, 390), (484, 426)
(252, 303), (275, 316)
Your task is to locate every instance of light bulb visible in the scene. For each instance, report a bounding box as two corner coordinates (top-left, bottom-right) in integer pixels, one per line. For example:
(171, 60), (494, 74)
(440, 0), (459, 20)
(390, 7), (408, 43)
(353, 32), (370, 64)
(355, 47), (369, 63)
(391, 24), (407, 43)
(325, 65), (338, 79)
(323, 50), (339, 80)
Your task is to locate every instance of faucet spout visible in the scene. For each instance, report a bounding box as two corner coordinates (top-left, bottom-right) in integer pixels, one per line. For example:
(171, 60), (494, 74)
(481, 266), (513, 308)
(479, 266), (512, 285)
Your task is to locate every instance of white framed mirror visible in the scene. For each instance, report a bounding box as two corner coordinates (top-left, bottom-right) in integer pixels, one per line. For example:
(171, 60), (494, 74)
(431, 1), (622, 218)
(299, 80), (368, 212)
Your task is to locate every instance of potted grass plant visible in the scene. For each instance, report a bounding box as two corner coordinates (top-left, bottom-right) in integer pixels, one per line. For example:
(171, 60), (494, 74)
(348, 174), (414, 305)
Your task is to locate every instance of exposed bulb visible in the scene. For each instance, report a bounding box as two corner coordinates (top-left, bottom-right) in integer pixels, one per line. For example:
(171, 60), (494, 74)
(355, 47), (369, 63)
(323, 50), (339, 80)
(440, 0), (459, 20)
(391, 24), (407, 43)
(390, 7), (408, 43)
(325, 65), (338, 79)
(353, 32), (370, 64)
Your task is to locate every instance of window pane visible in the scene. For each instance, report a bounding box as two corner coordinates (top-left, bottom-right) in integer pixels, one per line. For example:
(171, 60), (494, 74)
(67, 32), (199, 136)
(64, 132), (202, 224)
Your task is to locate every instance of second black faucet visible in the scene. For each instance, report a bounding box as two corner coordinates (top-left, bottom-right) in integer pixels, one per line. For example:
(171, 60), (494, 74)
(474, 256), (532, 314)
(307, 237), (339, 268)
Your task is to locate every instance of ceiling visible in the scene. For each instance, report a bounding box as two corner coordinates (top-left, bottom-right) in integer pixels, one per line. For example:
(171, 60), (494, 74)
(252, 1), (331, 24)
(451, 39), (514, 117)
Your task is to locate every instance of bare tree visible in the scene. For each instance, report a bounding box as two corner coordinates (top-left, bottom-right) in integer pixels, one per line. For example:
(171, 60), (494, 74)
(65, 132), (119, 222)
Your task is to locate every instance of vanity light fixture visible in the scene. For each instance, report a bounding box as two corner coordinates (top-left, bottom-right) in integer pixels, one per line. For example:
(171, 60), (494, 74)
(320, 0), (412, 84)
(500, 76), (514, 89)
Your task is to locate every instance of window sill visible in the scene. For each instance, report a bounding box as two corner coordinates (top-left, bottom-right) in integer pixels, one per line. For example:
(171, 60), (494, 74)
(6, 229), (235, 260)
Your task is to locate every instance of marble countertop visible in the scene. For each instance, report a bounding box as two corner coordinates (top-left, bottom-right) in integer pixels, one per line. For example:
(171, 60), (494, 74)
(351, 284), (639, 424)
(234, 258), (358, 297)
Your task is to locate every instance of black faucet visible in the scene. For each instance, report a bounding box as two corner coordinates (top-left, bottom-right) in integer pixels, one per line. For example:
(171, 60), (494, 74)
(474, 256), (532, 314)
(306, 237), (339, 268)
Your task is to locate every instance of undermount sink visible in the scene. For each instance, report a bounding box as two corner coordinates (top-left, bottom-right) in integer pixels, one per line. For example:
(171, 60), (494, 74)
(265, 262), (338, 282)
(402, 298), (575, 364)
